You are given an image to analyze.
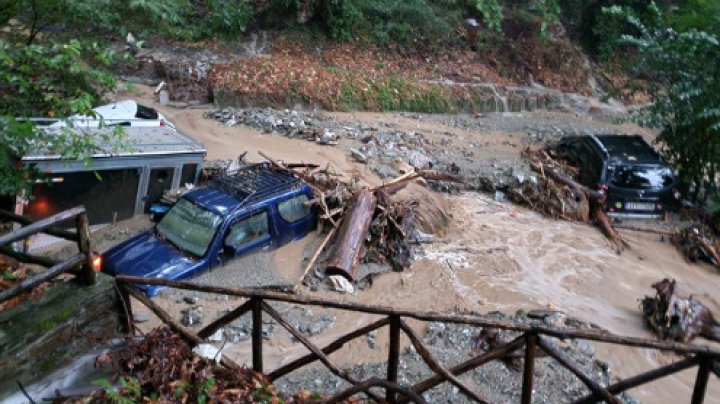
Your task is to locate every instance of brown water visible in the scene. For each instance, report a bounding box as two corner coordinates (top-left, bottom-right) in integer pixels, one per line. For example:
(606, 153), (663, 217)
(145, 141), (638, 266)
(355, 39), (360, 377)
(119, 86), (720, 402)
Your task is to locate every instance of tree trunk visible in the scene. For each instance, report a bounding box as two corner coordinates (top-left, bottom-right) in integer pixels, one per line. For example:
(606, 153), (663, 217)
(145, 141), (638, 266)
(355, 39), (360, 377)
(325, 189), (377, 280)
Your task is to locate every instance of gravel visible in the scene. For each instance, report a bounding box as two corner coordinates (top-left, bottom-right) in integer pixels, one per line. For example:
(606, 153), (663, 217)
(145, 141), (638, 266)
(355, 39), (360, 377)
(273, 311), (638, 403)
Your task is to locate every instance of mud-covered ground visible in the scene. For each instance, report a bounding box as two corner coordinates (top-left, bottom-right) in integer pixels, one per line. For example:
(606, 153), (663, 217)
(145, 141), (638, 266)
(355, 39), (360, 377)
(39, 84), (719, 402)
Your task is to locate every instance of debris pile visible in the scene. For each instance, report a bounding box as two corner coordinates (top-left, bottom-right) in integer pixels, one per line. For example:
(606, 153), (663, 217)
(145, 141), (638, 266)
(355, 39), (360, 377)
(516, 147), (626, 251)
(641, 279), (720, 343)
(255, 152), (459, 284)
(67, 326), (280, 403)
(204, 107), (338, 142)
(672, 225), (720, 269)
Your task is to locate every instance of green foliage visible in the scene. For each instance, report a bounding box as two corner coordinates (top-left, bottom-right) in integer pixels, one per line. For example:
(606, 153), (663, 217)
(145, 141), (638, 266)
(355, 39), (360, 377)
(0, 38), (127, 196)
(94, 377), (142, 404)
(475, 0), (504, 32)
(617, 3), (720, 203)
(322, 0), (462, 49)
(320, 0), (363, 42)
(206, 0), (255, 40)
(0, 0), (193, 43)
(667, 0), (720, 36)
(340, 78), (450, 113)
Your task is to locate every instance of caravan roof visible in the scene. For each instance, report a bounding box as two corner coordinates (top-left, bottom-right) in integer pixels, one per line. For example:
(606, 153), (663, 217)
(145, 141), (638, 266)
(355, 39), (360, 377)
(23, 125), (205, 161)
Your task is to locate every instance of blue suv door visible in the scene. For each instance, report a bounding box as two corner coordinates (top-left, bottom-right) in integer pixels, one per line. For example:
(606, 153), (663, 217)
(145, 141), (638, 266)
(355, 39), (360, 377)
(223, 208), (274, 257)
(273, 191), (316, 246)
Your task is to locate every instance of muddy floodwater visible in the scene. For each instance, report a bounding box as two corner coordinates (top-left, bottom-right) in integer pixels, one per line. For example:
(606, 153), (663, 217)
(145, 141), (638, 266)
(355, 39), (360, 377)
(115, 85), (720, 402)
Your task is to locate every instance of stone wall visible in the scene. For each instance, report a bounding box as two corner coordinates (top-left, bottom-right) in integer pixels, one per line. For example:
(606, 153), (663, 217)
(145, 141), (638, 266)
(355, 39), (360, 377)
(212, 83), (626, 119)
(0, 273), (121, 398)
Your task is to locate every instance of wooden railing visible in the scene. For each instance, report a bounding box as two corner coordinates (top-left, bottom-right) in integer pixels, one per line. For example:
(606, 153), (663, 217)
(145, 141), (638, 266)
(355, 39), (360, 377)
(115, 275), (720, 404)
(0, 206), (95, 304)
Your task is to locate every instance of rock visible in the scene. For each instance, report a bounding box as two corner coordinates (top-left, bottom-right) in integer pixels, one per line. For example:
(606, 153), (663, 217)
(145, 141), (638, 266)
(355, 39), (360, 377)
(192, 344), (222, 363)
(181, 306), (203, 326)
(407, 151), (432, 170)
(183, 296), (199, 304)
(350, 148), (367, 163)
(209, 329), (224, 342)
(158, 89), (170, 106)
(133, 314), (150, 323)
(328, 275), (354, 294)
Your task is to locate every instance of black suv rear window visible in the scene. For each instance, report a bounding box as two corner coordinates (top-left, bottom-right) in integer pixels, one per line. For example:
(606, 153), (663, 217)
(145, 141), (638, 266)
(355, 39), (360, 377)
(135, 104), (159, 119)
(608, 166), (674, 189)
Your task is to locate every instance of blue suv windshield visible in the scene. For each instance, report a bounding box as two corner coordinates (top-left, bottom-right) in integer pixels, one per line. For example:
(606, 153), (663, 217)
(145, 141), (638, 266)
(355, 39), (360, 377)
(156, 199), (223, 257)
(608, 166), (674, 189)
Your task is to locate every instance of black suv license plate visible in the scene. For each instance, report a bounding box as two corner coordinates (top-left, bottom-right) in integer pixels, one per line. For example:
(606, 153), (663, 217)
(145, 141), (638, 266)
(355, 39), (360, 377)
(625, 202), (655, 211)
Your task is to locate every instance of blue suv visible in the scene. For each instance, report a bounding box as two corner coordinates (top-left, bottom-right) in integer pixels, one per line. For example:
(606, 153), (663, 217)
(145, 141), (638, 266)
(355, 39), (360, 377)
(102, 163), (317, 296)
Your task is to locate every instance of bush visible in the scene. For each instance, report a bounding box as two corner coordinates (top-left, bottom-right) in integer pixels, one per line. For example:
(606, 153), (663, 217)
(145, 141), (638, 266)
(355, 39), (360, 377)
(322, 0), (462, 50)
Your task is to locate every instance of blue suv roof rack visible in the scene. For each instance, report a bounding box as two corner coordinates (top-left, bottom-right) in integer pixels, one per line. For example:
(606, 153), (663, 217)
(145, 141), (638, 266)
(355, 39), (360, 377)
(209, 163), (302, 208)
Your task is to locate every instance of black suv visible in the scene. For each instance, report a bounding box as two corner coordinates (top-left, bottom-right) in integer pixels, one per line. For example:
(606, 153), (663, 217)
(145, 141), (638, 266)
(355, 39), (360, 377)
(556, 135), (679, 218)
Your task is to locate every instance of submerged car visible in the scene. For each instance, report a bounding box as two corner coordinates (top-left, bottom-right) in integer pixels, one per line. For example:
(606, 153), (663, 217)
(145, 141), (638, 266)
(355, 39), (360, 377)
(50, 99), (174, 128)
(102, 163), (317, 296)
(556, 134), (680, 218)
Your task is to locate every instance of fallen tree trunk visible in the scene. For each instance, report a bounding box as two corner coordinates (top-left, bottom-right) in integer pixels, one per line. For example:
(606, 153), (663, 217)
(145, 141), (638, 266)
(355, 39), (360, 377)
(529, 162), (604, 202)
(325, 189), (377, 280)
(530, 161), (627, 251)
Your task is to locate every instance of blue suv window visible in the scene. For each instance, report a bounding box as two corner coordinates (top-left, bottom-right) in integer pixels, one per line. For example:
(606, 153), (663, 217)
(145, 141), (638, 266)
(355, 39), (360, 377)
(225, 211), (269, 248)
(278, 194), (311, 223)
(156, 199), (222, 257)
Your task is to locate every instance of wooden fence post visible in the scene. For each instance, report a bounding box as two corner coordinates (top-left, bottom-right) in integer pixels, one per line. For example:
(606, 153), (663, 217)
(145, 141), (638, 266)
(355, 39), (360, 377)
(117, 283), (134, 334)
(75, 212), (95, 285)
(387, 315), (401, 403)
(522, 333), (537, 404)
(252, 297), (263, 373)
(691, 356), (711, 404)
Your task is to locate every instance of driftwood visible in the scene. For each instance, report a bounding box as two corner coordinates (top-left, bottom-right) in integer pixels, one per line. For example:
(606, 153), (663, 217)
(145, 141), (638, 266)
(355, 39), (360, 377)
(299, 226), (338, 284)
(672, 225), (720, 268)
(325, 189), (377, 280)
(641, 278), (720, 343)
(527, 154), (627, 252)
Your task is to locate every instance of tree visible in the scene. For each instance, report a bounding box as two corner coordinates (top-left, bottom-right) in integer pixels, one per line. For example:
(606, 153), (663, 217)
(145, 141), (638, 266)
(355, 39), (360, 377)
(0, 38), (127, 197)
(0, 0), (193, 44)
(612, 3), (720, 203)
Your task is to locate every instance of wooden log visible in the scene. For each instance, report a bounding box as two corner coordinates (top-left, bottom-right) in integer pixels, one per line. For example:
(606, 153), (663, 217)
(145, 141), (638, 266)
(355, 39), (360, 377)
(691, 356), (712, 404)
(573, 356), (699, 404)
(251, 297), (263, 373)
(198, 299), (253, 339)
(614, 225), (676, 237)
(387, 315), (401, 403)
(299, 226), (338, 285)
(0, 206), (85, 248)
(123, 286), (202, 344)
(537, 336), (619, 404)
(405, 335), (527, 401)
(115, 283), (135, 335)
(269, 317), (390, 381)
(593, 203), (627, 252)
(325, 189), (377, 280)
(530, 162), (604, 202)
(114, 276), (720, 356)
(325, 377), (427, 404)
(399, 319), (490, 403)
(0, 209), (79, 241)
(75, 213), (95, 285)
(0, 253), (84, 304)
(260, 301), (383, 402)
(531, 161), (628, 249)
(0, 246), (57, 268)
(522, 333), (537, 404)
